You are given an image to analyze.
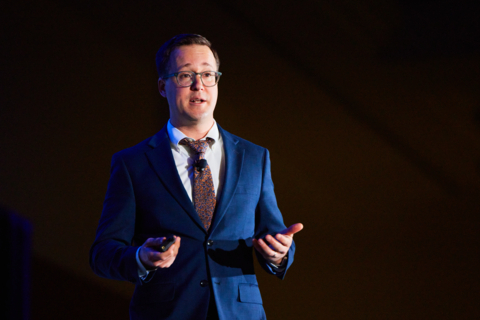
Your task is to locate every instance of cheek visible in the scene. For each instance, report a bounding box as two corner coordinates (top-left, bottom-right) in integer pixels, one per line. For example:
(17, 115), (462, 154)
(166, 93), (176, 107)
(209, 89), (218, 105)
(167, 90), (184, 106)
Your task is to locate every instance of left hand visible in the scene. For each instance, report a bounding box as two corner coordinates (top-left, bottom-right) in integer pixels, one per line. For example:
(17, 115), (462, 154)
(252, 223), (304, 265)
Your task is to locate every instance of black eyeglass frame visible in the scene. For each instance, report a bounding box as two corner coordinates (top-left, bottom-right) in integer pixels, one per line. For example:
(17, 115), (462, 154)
(163, 71), (222, 87)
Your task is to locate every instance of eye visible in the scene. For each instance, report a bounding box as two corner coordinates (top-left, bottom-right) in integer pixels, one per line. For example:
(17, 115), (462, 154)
(203, 72), (215, 78)
(178, 72), (193, 80)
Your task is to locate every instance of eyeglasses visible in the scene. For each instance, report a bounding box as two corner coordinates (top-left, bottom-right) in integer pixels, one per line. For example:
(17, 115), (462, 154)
(163, 71), (222, 87)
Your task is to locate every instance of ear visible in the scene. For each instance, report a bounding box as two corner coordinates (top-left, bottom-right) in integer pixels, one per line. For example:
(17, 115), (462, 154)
(158, 78), (166, 98)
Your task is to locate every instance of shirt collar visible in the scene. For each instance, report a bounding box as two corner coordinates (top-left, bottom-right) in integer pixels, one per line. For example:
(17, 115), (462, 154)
(167, 119), (219, 151)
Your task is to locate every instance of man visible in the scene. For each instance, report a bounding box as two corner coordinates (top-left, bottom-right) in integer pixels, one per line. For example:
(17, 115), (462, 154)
(90, 34), (303, 320)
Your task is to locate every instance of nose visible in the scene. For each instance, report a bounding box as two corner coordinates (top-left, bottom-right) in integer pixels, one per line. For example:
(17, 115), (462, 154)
(190, 73), (204, 90)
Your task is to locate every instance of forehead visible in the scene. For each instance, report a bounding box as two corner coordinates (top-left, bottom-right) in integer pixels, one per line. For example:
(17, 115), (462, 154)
(170, 45), (216, 71)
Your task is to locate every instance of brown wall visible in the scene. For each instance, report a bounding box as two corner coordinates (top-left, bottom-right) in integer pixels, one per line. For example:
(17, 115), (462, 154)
(2, 0), (479, 319)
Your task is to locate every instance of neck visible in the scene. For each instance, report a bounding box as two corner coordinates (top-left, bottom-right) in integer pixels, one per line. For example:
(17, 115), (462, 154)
(172, 119), (214, 140)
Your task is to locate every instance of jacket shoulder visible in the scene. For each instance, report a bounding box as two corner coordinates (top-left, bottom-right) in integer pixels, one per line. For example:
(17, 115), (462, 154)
(220, 127), (267, 153)
(111, 126), (168, 162)
(112, 136), (152, 161)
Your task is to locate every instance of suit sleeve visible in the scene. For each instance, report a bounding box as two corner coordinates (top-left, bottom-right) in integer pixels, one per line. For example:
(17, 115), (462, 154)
(254, 149), (295, 279)
(89, 153), (141, 284)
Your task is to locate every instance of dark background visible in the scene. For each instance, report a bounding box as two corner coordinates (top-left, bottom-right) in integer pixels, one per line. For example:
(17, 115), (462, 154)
(1, 0), (480, 319)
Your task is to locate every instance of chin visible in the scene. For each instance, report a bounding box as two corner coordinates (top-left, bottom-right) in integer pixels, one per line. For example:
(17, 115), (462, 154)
(187, 110), (212, 121)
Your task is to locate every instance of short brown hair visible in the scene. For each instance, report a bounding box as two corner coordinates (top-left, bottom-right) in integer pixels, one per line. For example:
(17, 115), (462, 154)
(155, 34), (220, 78)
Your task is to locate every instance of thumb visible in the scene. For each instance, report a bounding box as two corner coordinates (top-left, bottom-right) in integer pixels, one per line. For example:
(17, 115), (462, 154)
(144, 237), (164, 248)
(280, 223), (304, 237)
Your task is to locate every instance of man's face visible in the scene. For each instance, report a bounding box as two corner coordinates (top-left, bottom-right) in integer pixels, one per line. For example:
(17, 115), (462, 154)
(159, 45), (218, 127)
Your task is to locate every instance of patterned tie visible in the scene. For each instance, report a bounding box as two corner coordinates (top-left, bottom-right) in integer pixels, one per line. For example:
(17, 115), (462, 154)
(180, 138), (216, 231)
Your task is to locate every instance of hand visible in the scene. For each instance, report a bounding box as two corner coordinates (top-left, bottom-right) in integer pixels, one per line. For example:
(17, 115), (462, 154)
(252, 223), (303, 265)
(139, 236), (181, 270)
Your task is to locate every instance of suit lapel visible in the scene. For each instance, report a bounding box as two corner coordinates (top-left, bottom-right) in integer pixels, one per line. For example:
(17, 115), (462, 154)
(146, 126), (206, 233)
(209, 126), (244, 235)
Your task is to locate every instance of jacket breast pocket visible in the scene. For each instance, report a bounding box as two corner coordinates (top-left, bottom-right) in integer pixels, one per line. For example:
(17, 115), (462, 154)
(238, 283), (263, 304)
(132, 282), (175, 306)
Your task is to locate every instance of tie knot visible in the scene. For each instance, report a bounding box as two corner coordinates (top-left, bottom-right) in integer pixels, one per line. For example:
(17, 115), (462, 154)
(180, 138), (214, 154)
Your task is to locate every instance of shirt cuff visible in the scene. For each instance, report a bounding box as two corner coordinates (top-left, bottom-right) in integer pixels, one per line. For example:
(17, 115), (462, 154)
(136, 247), (150, 279)
(268, 255), (288, 272)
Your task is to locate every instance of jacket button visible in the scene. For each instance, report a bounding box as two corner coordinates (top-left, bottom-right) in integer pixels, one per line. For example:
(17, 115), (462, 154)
(200, 280), (208, 287)
(207, 240), (214, 246)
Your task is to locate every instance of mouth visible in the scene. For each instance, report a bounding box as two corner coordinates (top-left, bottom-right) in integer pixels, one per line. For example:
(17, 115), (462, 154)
(190, 98), (206, 104)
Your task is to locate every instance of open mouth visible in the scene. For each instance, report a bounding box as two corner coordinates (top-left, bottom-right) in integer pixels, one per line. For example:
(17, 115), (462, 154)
(190, 98), (206, 103)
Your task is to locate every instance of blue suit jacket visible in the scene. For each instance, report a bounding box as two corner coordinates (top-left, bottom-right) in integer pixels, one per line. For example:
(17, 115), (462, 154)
(89, 124), (295, 320)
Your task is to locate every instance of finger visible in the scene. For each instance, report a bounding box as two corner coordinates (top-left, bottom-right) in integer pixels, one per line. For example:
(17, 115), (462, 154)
(272, 233), (292, 248)
(150, 250), (172, 267)
(161, 236), (181, 260)
(157, 239), (181, 268)
(264, 234), (288, 253)
(159, 261), (172, 268)
(145, 237), (166, 248)
(252, 238), (262, 252)
(280, 223), (304, 237)
(173, 236), (181, 252)
(150, 251), (165, 262)
(141, 241), (158, 259)
(165, 236), (181, 256)
(255, 238), (278, 258)
(252, 238), (267, 255)
(144, 238), (155, 246)
(253, 238), (279, 256)
(144, 245), (168, 263)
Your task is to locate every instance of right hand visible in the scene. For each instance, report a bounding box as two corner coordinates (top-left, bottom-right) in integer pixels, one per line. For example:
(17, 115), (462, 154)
(139, 236), (181, 270)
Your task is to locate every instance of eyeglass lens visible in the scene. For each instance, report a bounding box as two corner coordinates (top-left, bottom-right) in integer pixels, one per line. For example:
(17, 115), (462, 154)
(176, 72), (219, 87)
